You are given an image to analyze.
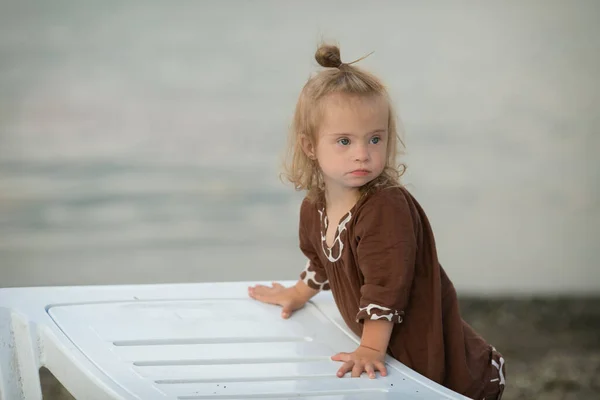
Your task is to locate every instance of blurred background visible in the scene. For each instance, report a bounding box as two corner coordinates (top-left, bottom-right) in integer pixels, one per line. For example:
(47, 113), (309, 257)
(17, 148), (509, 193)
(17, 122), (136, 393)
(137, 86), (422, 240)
(1, 1), (598, 399)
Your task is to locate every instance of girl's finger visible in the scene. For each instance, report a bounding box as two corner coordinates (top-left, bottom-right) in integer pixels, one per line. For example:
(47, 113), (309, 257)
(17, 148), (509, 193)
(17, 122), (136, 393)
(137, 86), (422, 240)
(249, 284), (267, 290)
(248, 289), (276, 304)
(374, 361), (388, 377)
(281, 305), (293, 319)
(337, 361), (354, 377)
(331, 352), (350, 362)
(365, 363), (376, 379)
(250, 285), (271, 295)
(351, 362), (363, 378)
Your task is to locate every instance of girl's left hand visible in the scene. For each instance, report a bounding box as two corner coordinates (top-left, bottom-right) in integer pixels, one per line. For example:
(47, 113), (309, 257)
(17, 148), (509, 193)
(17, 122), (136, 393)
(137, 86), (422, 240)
(331, 345), (388, 379)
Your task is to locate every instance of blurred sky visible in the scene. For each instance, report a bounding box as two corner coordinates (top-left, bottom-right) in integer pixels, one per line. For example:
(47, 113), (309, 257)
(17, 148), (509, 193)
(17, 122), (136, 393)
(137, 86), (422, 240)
(0, 1), (598, 295)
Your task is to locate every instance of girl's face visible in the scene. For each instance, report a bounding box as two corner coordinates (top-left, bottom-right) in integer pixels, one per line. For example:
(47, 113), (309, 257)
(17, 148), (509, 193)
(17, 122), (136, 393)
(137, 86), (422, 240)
(305, 93), (389, 195)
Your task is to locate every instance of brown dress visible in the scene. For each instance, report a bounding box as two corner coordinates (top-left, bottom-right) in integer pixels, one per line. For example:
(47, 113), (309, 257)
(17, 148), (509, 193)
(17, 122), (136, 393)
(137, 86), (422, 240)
(298, 185), (506, 399)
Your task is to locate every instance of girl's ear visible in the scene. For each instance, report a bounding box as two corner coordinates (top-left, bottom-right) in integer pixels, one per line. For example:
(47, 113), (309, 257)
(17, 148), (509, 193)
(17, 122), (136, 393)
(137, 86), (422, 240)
(300, 134), (316, 160)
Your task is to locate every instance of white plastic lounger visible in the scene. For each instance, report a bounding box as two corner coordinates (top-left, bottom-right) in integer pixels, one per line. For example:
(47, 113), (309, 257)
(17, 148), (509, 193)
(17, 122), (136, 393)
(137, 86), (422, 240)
(0, 280), (471, 400)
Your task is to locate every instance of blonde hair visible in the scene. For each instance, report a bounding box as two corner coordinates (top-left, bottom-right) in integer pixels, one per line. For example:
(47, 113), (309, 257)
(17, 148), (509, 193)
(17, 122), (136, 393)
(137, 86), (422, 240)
(281, 43), (406, 203)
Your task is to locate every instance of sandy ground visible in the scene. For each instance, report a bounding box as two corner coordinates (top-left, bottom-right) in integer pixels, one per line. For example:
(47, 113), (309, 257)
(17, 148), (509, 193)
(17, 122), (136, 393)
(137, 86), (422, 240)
(458, 297), (600, 400)
(39, 296), (600, 400)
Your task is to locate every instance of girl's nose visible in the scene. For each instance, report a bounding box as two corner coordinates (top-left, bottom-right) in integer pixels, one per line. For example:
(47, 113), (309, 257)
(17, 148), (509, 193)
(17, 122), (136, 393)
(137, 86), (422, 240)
(354, 144), (370, 162)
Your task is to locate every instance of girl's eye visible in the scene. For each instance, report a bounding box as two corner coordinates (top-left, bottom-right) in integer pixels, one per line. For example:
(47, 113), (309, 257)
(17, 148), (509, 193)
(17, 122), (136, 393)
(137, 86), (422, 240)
(338, 138), (350, 146)
(370, 136), (380, 144)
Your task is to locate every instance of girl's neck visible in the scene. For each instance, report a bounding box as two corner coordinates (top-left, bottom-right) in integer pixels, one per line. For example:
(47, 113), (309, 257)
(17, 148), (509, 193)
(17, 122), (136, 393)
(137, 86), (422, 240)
(324, 185), (361, 213)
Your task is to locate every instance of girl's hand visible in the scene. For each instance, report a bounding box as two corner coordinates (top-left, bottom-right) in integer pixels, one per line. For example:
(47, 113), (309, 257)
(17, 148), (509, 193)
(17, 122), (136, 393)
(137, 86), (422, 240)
(247, 282), (308, 319)
(331, 345), (388, 379)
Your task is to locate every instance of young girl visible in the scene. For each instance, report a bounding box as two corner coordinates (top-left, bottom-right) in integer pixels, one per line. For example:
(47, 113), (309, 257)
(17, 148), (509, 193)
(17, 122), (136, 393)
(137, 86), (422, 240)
(248, 43), (506, 400)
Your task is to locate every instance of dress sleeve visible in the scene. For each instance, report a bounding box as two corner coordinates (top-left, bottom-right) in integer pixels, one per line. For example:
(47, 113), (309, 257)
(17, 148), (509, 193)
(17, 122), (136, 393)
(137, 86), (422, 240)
(354, 188), (416, 324)
(298, 200), (330, 291)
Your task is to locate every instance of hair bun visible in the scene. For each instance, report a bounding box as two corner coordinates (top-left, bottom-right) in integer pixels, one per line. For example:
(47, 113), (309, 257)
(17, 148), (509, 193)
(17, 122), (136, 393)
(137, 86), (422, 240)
(315, 44), (343, 69)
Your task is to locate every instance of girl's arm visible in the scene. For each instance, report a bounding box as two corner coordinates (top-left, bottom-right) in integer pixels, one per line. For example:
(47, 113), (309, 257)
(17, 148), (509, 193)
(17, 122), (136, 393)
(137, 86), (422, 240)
(292, 278), (321, 303)
(332, 188), (418, 378)
(360, 319), (394, 354)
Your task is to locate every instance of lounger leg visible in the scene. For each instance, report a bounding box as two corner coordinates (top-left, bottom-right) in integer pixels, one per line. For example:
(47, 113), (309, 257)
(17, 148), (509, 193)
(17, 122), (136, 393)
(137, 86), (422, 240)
(0, 308), (43, 400)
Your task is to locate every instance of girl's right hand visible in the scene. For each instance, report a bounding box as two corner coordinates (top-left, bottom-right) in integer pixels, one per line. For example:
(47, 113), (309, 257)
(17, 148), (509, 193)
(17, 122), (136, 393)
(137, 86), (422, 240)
(247, 282), (308, 319)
